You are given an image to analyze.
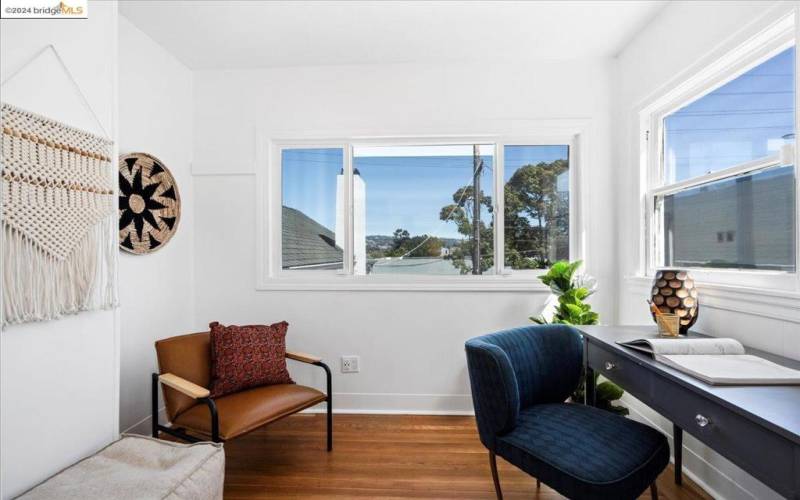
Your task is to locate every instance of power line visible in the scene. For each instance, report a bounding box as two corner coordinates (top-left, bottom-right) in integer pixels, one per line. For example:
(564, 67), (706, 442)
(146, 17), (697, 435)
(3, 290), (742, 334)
(701, 90), (793, 96)
(670, 108), (793, 117)
(666, 125), (792, 133)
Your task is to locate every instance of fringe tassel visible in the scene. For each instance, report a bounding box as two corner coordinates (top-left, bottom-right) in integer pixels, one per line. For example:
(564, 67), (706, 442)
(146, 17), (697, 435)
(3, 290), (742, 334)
(2, 216), (118, 329)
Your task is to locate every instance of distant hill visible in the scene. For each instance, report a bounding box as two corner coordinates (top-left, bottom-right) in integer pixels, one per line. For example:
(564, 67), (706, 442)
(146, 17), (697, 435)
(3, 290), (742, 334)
(366, 234), (462, 251)
(366, 235), (394, 249)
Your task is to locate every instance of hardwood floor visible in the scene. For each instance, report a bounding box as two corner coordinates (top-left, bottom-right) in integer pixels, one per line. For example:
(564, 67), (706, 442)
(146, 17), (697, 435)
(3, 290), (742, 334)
(221, 413), (712, 499)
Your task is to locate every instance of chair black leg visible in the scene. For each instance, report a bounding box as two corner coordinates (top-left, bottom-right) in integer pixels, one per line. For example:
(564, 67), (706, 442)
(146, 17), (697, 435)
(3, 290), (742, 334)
(650, 482), (658, 500)
(199, 397), (220, 443)
(673, 424), (683, 485)
(326, 396), (332, 452)
(536, 478), (541, 489)
(489, 451), (503, 500)
(151, 373), (159, 438)
(314, 360), (333, 451)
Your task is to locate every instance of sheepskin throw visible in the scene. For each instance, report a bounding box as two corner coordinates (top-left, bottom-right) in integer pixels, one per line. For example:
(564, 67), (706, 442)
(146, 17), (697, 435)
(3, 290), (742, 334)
(1, 103), (117, 328)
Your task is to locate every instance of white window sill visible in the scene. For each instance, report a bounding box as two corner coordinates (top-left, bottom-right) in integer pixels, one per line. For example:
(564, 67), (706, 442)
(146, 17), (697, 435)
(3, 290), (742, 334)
(256, 275), (553, 292)
(624, 275), (800, 324)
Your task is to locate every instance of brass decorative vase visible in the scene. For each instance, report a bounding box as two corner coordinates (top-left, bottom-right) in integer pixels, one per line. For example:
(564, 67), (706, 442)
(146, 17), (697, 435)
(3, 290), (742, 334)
(650, 270), (698, 334)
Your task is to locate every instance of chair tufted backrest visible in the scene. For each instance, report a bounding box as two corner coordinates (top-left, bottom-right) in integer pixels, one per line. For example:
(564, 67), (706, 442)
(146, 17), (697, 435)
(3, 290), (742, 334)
(465, 324), (583, 446)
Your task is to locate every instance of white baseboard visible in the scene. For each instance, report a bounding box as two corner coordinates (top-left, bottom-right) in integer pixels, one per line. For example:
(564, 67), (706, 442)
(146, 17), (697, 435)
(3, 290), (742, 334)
(622, 395), (782, 500)
(122, 406), (167, 436)
(319, 392), (474, 414)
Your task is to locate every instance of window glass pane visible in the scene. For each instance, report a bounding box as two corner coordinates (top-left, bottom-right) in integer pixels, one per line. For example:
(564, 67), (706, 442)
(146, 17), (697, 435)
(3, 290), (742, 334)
(353, 144), (494, 275)
(504, 145), (570, 269)
(660, 165), (795, 271)
(281, 148), (344, 270)
(664, 46), (795, 182)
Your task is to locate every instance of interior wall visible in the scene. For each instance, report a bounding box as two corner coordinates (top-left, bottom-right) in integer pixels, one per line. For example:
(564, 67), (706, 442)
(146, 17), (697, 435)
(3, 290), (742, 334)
(117, 16), (194, 433)
(0, 2), (119, 498)
(191, 59), (617, 413)
(613, 1), (797, 499)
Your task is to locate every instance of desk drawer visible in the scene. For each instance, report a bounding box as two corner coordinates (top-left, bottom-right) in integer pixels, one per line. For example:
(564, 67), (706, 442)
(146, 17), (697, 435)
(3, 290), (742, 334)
(587, 341), (652, 401)
(659, 381), (796, 497)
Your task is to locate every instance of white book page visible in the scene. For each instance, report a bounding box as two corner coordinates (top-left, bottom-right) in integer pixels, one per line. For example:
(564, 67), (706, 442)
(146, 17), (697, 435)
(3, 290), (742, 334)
(658, 354), (800, 385)
(646, 338), (745, 355)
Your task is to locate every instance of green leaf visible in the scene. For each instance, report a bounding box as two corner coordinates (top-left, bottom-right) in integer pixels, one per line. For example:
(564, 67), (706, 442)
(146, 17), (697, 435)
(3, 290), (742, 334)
(534, 259), (605, 356)
(574, 287), (590, 300)
(596, 380), (624, 401)
(608, 404), (630, 416)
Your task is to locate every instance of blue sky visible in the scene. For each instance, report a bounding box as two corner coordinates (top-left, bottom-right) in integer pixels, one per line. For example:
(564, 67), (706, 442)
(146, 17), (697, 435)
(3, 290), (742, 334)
(665, 46), (795, 181)
(281, 46), (795, 239)
(282, 145), (569, 239)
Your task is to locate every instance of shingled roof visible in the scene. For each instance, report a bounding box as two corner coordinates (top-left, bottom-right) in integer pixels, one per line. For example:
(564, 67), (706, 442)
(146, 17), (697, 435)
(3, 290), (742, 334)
(282, 206), (343, 269)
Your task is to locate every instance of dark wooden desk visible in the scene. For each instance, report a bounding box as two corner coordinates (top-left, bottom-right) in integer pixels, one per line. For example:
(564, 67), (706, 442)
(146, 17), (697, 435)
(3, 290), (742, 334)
(579, 325), (800, 500)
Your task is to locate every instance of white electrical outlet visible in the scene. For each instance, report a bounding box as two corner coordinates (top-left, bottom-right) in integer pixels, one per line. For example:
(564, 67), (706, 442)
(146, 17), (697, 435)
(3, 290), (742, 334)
(341, 355), (360, 373)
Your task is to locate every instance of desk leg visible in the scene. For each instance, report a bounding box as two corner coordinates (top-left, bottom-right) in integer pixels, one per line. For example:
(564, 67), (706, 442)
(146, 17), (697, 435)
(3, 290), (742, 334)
(585, 366), (596, 407)
(673, 424), (683, 485)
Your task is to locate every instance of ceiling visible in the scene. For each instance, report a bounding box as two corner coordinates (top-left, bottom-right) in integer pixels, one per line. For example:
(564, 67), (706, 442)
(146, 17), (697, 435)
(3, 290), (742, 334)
(120, 1), (667, 70)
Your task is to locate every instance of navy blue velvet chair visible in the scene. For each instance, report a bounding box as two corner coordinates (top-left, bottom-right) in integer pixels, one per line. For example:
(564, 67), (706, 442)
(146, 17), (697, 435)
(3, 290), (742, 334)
(465, 325), (669, 500)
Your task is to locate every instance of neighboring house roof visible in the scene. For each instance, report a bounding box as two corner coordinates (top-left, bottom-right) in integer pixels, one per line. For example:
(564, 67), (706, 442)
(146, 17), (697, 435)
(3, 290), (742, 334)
(282, 206), (343, 269)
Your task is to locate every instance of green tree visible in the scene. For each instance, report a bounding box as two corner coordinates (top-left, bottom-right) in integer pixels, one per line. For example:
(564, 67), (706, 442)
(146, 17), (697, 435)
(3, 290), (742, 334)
(384, 229), (442, 258)
(439, 186), (493, 274)
(504, 160), (568, 270)
(392, 229), (410, 250)
(403, 235), (443, 257)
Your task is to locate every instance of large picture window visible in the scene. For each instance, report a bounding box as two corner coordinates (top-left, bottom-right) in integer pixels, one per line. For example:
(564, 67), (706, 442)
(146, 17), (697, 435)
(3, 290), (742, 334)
(272, 138), (576, 282)
(645, 33), (797, 282)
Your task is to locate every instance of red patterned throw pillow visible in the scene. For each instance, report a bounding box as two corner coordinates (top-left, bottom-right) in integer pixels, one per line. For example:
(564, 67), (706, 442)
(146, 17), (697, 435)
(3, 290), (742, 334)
(208, 321), (294, 398)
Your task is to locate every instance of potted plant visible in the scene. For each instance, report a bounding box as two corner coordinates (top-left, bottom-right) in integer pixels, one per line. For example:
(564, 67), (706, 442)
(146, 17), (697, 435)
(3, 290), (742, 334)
(531, 260), (628, 415)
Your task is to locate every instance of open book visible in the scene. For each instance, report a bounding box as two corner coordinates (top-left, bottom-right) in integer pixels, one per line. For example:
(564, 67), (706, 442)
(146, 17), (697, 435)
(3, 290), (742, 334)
(617, 338), (800, 386)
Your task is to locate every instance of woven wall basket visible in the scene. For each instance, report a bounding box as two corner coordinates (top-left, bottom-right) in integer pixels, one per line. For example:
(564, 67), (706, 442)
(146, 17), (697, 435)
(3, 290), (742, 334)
(118, 152), (180, 254)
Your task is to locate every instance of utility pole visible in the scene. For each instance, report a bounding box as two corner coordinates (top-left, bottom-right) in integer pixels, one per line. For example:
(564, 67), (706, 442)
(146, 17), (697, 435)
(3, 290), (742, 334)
(472, 145), (483, 275)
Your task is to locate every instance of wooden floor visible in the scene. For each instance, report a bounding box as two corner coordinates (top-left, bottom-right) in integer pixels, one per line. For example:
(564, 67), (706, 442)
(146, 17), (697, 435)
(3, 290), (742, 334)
(222, 413), (712, 499)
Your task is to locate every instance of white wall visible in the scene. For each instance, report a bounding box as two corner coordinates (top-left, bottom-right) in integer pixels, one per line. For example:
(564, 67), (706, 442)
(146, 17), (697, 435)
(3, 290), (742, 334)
(192, 59), (617, 412)
(117, 16), (194, 433)
(0, 2), (119, 498)
(613, 2), (798, 499)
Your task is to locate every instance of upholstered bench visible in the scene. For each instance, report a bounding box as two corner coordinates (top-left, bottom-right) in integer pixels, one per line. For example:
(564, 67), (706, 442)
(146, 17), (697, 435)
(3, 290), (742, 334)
(17, 434), (224, 500)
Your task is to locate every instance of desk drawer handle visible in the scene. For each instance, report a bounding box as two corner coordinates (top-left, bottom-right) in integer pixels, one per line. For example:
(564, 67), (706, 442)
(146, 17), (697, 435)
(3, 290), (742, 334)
(695, 414), (710, 428)
(604, 361), (616, 371)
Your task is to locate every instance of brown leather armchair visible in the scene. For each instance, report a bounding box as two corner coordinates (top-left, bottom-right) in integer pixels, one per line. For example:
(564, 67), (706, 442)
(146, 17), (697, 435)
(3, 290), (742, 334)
(151, 331), (332, 450)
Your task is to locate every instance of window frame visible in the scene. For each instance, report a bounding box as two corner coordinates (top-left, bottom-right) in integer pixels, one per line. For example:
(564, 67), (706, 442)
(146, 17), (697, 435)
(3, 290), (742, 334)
(257, 131), (584, 291)
(640, 14), (798, 291)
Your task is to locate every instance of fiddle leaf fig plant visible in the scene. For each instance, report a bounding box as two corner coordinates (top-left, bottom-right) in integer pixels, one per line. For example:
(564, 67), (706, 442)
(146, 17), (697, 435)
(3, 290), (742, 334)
(531, 260), (628, 415)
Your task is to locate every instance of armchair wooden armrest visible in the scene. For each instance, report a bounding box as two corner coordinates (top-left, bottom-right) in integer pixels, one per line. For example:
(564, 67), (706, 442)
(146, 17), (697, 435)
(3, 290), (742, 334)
(286, 350), (322, 364)
(159, 373), (210, 399)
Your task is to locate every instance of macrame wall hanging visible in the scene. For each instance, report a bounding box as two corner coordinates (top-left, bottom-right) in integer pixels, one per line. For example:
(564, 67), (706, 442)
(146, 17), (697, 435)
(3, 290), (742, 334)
(1, 104), (117, 327)
(118, 152), (181, 254)
(1, 45), (117, 328)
